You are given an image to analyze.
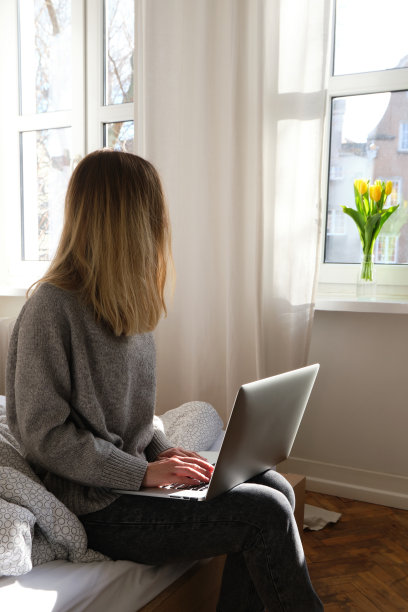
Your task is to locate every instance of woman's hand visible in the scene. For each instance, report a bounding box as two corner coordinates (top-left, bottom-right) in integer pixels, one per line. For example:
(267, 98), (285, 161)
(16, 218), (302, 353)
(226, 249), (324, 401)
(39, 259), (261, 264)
(156, 447), (208, 461)
(142, 447), (214, 488)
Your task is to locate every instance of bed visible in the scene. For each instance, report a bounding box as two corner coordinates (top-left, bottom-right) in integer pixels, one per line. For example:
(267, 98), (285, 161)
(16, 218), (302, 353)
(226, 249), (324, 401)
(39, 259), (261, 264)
(0, 389), (227, 612)
(0, 316), (305, 611)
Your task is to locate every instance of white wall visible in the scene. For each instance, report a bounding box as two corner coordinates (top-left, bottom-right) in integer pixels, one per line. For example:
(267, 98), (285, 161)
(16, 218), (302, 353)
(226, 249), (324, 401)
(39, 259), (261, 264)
(280, 308), (408, 509)
(0, 297), (25, 318)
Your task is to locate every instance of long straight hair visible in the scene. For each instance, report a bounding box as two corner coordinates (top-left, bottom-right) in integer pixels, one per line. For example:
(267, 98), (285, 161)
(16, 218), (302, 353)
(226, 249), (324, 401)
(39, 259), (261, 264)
(30, 150), (173, 336)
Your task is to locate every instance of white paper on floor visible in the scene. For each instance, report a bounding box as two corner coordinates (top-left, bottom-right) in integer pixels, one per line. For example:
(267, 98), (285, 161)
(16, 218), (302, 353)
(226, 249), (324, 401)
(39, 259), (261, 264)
(303, 504), (342, 531)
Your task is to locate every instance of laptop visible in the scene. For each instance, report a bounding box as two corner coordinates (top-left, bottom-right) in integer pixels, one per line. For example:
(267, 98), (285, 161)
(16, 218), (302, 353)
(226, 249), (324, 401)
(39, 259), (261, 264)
(113, 363), (319, 502)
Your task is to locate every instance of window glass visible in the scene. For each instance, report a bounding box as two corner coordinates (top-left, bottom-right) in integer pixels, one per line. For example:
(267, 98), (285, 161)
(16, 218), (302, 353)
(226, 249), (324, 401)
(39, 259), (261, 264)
(334, 0), (408, 76)
(21, 128), (71, 261)
(104, 0), (134, 105)
(399, 122), (408, 151)
(325, 91), (408, 264)
(13, 0), (133, 270)
(104, 120), (134, 151)
(19, 0), (72, 114)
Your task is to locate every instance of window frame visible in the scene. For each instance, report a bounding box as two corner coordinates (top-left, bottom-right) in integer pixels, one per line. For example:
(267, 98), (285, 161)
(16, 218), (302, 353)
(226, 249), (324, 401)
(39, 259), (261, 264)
(86, 0), (134, 153)
(318, 2), (408, 299)
(0, 0), (134, 294)
(398, 121), (408, 152)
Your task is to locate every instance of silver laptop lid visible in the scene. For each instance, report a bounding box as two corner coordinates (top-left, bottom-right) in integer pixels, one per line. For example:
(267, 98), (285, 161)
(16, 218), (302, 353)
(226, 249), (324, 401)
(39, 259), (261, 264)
(205, 363), (319, 500)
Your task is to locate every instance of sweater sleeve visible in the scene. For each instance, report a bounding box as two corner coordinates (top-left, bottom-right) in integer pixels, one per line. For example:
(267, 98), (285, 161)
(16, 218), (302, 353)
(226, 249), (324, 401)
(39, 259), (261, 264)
(6, 297), (149, 492)
(145, 427), (174, 461)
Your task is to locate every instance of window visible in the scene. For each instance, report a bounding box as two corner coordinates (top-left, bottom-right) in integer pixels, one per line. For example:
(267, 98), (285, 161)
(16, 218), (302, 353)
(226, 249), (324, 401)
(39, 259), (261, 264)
(398, 122), (408, 152)
(320, 0), (408, 296)
(0, 0), (134, 291)
(376, 235), (398, 264)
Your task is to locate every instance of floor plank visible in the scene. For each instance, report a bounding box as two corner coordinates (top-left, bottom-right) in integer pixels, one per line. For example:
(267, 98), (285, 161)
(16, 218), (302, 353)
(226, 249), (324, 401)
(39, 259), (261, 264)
(303, 491), (408, 611)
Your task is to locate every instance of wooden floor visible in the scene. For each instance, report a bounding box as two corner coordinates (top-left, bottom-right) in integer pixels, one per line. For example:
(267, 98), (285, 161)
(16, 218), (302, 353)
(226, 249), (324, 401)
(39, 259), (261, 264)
(303, 491), (408, 611)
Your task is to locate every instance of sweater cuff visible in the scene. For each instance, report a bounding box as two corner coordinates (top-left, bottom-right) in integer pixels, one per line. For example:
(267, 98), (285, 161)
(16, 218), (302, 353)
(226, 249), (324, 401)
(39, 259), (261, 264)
(103, 446), (148, 490)
(145, 428), (173, 462)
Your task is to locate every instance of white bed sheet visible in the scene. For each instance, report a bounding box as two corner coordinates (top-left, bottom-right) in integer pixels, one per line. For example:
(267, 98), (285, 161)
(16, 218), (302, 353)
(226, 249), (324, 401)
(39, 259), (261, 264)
(0, 558), (194, 612)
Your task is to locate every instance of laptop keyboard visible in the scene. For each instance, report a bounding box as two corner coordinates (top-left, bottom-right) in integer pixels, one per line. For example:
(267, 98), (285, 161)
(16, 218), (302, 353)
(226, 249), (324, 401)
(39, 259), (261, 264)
(161, 482), (209, 491)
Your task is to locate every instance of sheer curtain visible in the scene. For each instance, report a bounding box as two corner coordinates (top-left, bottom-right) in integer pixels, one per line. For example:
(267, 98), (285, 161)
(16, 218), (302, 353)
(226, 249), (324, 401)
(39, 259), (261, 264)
(135, 0), (330, 422)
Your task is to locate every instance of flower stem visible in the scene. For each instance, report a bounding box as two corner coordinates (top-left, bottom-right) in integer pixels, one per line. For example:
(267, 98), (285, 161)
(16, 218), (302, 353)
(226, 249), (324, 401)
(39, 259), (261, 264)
(361, 254), (374, 281)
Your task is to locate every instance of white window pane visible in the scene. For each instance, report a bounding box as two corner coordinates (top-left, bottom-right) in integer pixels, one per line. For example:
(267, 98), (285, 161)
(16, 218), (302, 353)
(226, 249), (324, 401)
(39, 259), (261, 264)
(19, 0), (72, 114)
(399, 122), (408, 152)
(325, 91), (408, 264)
(104, 120), (134, 151)
(21, 128), (71, 261)
(334, 0), (408, 75)
(104, 0), (134, 105)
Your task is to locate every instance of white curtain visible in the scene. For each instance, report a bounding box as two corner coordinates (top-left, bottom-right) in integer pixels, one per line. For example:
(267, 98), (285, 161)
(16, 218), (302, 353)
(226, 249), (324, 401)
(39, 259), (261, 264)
(135, 0), (330, 422)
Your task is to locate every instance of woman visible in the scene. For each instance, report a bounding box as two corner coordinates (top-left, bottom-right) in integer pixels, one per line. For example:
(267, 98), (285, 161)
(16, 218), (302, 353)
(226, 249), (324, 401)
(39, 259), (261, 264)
(6, 150), (322, 611)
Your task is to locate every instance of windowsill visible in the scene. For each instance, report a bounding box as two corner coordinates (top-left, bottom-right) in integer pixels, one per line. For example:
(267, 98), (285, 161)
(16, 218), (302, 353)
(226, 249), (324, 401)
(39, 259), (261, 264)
(317, 263), (408, 313)
(0, 286), (27, 297)
(316, 294), (408, 314)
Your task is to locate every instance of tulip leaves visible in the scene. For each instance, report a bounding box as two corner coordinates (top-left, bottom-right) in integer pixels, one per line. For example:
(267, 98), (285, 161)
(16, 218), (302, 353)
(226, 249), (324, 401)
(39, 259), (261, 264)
(341, 179), (399, 256)
(341, 206), (365, 244)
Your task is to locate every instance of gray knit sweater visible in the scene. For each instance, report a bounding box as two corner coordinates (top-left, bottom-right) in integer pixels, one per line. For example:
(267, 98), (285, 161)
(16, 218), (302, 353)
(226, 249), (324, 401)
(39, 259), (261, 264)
(6, 283), (173, 515)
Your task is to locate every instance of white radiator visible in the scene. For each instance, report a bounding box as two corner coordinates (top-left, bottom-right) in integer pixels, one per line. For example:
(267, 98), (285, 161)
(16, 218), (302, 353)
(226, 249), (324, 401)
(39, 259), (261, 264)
(0, 318), (15, 395)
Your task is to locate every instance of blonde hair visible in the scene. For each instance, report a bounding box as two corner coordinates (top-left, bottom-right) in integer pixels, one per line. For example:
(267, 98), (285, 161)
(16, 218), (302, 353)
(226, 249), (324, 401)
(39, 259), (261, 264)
(30, 150), (173, 336)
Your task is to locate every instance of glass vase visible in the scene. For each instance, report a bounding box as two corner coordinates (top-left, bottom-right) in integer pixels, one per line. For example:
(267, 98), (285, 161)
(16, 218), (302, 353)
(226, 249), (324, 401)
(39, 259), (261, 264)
(356, 253), (376, 299)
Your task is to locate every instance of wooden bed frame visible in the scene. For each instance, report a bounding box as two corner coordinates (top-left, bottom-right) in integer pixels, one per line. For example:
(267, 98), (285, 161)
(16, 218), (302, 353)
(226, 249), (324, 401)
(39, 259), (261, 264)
(140, 473), (305, 612)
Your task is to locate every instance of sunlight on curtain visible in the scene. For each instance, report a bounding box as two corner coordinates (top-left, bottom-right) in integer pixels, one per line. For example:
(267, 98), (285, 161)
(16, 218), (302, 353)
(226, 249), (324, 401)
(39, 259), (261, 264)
(135, 0), (330, 421)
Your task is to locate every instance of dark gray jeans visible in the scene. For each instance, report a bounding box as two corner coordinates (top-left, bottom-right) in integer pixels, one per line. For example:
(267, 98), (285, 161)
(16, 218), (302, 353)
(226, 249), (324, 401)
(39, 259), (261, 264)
(79, 470), (323, 611)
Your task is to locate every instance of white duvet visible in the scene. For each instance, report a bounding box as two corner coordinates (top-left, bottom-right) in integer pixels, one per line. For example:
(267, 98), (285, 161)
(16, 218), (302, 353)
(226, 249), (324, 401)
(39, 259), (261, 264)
(0, 395), (224, 578)
(0, 400), (105, 577)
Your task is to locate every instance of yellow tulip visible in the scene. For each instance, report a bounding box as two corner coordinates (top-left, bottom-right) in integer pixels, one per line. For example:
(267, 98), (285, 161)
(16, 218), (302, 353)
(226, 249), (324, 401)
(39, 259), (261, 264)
(385, 181), (393, 196)
(369, 184), (382, 202)
(354, 179), (368, 195)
